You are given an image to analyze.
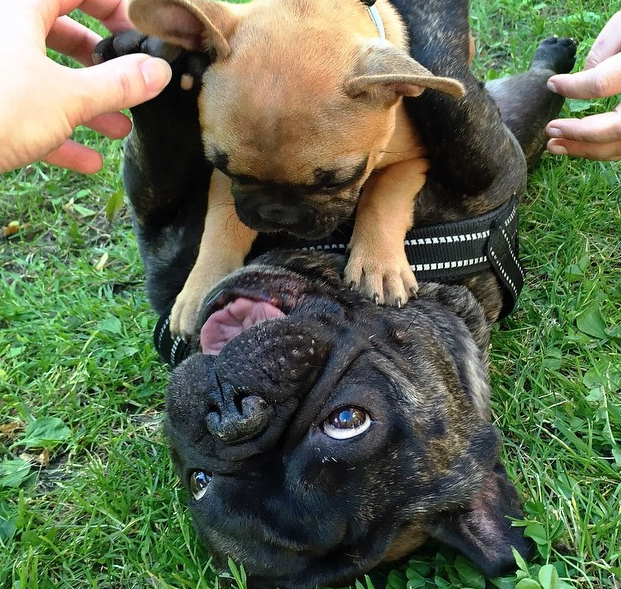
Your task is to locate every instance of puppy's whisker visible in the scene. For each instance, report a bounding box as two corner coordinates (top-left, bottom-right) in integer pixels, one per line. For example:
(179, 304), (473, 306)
(400, 309), (423, 335)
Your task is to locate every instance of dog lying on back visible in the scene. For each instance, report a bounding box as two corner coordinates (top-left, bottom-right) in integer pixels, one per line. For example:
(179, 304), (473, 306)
(128, 0), (465, 340)
(94, 0), (577, 584)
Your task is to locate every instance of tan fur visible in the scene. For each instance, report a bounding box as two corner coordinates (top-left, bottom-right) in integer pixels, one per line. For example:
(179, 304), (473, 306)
(169, 170), (258, 336)
(129, 0), (465, 339)
(468, 33), (476, 64)
(346, 108), (429, 304)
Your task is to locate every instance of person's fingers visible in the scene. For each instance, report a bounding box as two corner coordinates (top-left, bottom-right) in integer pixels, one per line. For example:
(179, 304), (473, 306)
(584, 11), (621, 70)
(68, 53), (172, 124)
(42, 139), (104, 174)
(547, 108), (621, 144)
(85, 111), (133, 139)
(67, 0), (130, 32)
(547, 137), (621, 161)
(47, 15), (102, 66)
(547, 53), (621, 99)
(33, 0), (131, 33)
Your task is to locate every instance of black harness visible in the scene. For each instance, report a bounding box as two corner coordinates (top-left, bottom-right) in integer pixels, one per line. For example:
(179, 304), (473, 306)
(154, 196), (523, 367)
(297, 195), (523, 309)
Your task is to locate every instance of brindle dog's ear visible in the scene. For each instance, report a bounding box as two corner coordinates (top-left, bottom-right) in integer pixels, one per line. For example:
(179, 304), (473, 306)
(416, 282), (491, 354)
(129, 0), (244, 59)
(425, 463), (532, 578)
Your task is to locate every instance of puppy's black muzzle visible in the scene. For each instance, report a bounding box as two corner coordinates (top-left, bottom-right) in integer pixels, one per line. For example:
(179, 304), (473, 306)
(239, 199), (313, 233)
(232, 186), (353, 238)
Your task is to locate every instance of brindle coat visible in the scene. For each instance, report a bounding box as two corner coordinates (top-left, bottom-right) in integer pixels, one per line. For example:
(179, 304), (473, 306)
(94, 0), (576, 585)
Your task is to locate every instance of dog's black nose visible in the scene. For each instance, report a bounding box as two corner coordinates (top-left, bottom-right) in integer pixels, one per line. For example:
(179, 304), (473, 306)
(205, 393), (270, 444)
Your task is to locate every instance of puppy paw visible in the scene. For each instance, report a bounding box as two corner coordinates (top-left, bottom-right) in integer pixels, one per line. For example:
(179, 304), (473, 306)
(344, 248), (418, 307)
(170, 291), (202, 343)
(170, 273), (221, 341)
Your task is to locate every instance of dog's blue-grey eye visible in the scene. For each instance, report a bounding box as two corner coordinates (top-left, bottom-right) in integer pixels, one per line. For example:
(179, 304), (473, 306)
(190, 470), (212, 500)
(323, 406), (371, 440)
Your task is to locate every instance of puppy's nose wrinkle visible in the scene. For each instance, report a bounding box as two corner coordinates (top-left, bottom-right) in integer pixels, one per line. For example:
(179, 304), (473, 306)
(205, 394), (270, 444)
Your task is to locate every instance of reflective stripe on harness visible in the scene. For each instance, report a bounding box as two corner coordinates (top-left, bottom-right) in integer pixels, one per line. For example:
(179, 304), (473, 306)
(299, 195), (523, 318)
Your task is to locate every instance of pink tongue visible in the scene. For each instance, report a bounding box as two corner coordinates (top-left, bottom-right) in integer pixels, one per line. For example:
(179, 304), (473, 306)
(200, 297), (285, 355)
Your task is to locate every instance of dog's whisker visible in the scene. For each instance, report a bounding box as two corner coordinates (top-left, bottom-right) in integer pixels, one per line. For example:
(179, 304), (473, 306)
(208, 202), (236, 211)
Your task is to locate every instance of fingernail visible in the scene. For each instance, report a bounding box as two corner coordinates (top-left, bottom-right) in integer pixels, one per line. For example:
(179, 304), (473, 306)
(546, 79), (557, 93)
(548, 144), (567, 155)
(547, 127), (563, 138)
(140, 57), (173, 92)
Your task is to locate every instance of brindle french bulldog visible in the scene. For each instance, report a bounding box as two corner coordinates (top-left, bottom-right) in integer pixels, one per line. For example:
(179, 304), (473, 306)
(94, 0), (576, 585)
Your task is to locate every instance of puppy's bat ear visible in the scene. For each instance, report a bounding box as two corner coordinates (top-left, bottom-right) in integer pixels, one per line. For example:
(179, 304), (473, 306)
(425, 463), (533, 578)
(345, 41), (465, 105)
(128, 0), (242, 59)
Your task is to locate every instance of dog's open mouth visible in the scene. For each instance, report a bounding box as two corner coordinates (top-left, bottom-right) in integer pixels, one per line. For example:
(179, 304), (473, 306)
(193, 260), (346, 358)
(200, 297), (285, 355)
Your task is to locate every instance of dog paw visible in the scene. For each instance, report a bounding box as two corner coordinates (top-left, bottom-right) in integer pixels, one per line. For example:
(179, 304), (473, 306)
(170, 269), (224, 340)
(170, 284), (209, 342)
(344, 249), (418, 307)
(530, 36), (577, 75)
(94, 32), (181, 64)
(93, 32), (210, 93)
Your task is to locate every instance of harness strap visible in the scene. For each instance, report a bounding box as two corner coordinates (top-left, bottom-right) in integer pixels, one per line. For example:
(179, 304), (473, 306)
(154, 308), (190, 367)
(298, 196), (523, 319)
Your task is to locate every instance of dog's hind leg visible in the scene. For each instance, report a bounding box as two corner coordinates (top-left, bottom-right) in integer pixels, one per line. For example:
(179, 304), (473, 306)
(388, 0), (575, 222)
(392, 0), (527, 212)
(485, 37), (577, 169)
(94, 34), (213, 313)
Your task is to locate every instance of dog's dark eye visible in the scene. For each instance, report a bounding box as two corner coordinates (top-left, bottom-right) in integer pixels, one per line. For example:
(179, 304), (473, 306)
(190, 470), (212, 500)
(323, 406), (371, 440)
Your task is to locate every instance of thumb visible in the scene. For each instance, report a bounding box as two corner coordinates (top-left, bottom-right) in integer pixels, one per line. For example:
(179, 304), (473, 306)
(68, 53), (172, 124)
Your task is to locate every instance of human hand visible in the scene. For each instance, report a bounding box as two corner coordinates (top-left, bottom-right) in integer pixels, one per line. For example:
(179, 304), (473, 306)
(546, 11), (621, 161)
(0, 0), (172, 175)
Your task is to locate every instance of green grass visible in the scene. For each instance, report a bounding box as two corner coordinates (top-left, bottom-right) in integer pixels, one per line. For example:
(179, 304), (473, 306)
(1, 1), (620, 588)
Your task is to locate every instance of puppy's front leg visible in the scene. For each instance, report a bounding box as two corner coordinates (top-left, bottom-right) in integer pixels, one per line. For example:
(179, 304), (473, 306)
(170, 170), (257, 340)
(345, 157), (428, 307)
